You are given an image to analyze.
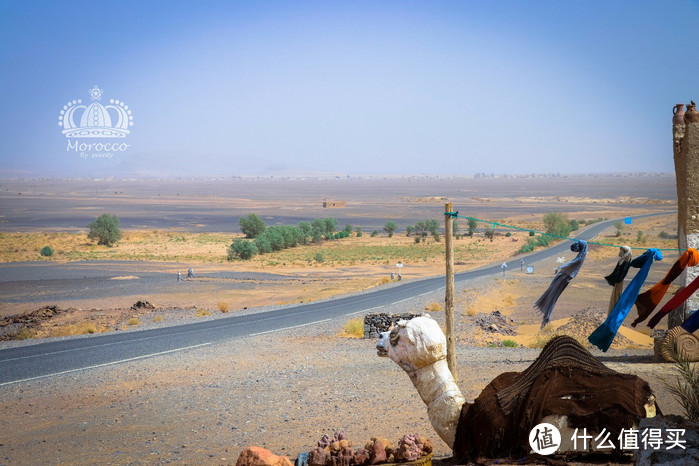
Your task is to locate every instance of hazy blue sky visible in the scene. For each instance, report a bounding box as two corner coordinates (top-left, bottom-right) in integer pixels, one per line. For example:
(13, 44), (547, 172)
(1, 0), (698, 177)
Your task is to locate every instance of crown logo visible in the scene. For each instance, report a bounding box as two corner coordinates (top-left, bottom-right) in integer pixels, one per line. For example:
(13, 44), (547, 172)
(58, 85), (133, 138)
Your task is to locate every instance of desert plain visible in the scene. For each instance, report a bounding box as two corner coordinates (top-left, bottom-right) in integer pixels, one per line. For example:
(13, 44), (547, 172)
(0, 173), (692, 464)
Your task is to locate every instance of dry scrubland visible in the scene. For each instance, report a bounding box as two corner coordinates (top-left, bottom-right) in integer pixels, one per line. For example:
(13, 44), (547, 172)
(0, 213), (681, 345)
(0, 176), (690, 464)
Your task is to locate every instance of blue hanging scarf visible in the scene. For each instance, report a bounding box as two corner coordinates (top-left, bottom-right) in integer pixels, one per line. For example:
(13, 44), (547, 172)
(588, 248), (662, 352)
(682, 310), (699, 334)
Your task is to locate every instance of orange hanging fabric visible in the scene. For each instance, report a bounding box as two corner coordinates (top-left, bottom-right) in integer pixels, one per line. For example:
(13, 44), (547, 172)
(631, 248), (699, 327)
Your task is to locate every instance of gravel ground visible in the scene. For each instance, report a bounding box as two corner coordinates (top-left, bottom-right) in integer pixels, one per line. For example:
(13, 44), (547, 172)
(0, 275), (685, 465)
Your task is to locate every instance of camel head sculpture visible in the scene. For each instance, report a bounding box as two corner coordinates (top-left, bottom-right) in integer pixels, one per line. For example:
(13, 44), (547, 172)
(377, 316), (465, 448)
(376, 315), (659, 461)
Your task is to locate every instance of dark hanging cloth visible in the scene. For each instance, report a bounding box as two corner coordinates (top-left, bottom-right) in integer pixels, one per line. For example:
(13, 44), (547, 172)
(589, 249), (662, 352)
(533, 240), (587, 329)
(604, 246), (632, 315)
(631, 248), (699, 327)
(648, 274), (699, 329)
(682, 310), (699, 333)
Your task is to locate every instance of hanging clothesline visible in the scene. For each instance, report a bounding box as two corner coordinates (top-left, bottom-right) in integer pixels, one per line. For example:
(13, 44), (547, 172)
(449, 213), (684, 252)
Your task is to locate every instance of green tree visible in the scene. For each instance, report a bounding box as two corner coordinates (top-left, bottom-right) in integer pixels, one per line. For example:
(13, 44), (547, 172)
(239, 213), (266, 238)
(254, 235), (272, 254)
(613, 221), (624, 237)
(263, 227), (285, 251)
(355, 226), (363, 237)
(467, 218), (478, 237)
(543, 212), (572, 238)
(228, 239), (257, 260)
(87, 214), (122, 246)
(484, 227), (494, 242)
(569, 219), (580, 232)
(384, 221), (397, 237)
(405, 226), (414, 237)
(344, 224), (353, 234)
(298, 222), (312, 244)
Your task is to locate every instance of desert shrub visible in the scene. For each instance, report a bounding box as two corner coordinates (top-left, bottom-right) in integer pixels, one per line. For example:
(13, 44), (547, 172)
(371, 230), (379, 237)
(228, 239), (258, 260)
(341, 318), (365, 338)
(356, 226), (363, 237)
(87, 214), (122, 246)
(659, 231), (677, 239)
(484, 228), (494, 241)
(613, 221), (624, 237)
(505, 232), (511, 237)
(314, 252), (325, 263)
(529, 230), (535, 237)
(262, 227), (286, 251)
(406, 226), (414, 237)
(535, 235), (550, 247)
(344, 224), (353, 234)
(40, 245), (54, 256)
(153, 315), (164, 322)
(376, 276), (391, 285)
(661, 340), (699, 421)
(384, 221), (397, 238)
(218, 302), (229, 313)
(543, 212), (571, 237)
(254, 236), (272, 254)
(48, 322), (99, 337)
(518, 237), (538, 254)
(196, 308), (212, 317)
(14, 328), (34, 340)
(414, 236), (421, 244)
(502, 339), (518, 348)
(425, 302), (443, 312)
(239, 213), (266, 238)
(467, 218), (478, 237)
(569, 219), (579, 231)
(127, 317), (140, 326)
(637, 230), (645, 243)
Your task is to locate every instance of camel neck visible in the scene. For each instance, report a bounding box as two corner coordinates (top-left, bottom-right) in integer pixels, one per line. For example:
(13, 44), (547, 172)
(407, 359), (465, 449)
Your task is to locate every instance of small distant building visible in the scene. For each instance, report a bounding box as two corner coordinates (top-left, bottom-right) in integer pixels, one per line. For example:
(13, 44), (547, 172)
(323, 200), (346, 208)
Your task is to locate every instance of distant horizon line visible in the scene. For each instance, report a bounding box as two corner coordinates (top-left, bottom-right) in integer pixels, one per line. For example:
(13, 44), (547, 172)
(0, 171), (675, 182)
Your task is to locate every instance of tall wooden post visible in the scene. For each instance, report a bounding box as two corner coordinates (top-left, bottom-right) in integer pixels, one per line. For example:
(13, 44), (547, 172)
(670, 103), (699, 328)
(444, 203), (457, 381)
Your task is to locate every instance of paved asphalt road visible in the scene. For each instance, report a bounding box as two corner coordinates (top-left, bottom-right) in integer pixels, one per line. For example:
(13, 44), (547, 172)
(0, 213), (669, 386)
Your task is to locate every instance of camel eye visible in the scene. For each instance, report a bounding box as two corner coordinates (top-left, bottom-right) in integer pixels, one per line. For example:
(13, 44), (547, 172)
(389, 327), (400, 346)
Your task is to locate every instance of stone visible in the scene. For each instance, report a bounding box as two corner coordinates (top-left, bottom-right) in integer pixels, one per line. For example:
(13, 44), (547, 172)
(236, 446), (293, 466)
(363, 437), (393, 465)
(633, 415), (699, 465)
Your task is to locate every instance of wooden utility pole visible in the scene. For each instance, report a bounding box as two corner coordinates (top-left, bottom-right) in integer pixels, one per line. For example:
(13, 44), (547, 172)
(444, 203), (457, 381)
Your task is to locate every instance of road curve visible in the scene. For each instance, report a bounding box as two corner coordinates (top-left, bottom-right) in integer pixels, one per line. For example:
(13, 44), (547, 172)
(0, 212), (669, 386)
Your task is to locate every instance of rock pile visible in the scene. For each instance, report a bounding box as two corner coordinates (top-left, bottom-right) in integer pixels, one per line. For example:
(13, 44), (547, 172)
(296, 431), (432, 466)
(131, 300), (155, 311)
(474, 310), (517, 335)
(363, 313), (420, 339)
(393, 434), (433, 462)
(556, 308), (634, 349)
(0, 305), (68, 340)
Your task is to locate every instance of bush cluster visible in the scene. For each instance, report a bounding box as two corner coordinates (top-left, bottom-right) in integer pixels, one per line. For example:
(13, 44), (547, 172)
(518, 234), (551, 254)
(407, 219), (440, 241)
(228, 215), (350, 260)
